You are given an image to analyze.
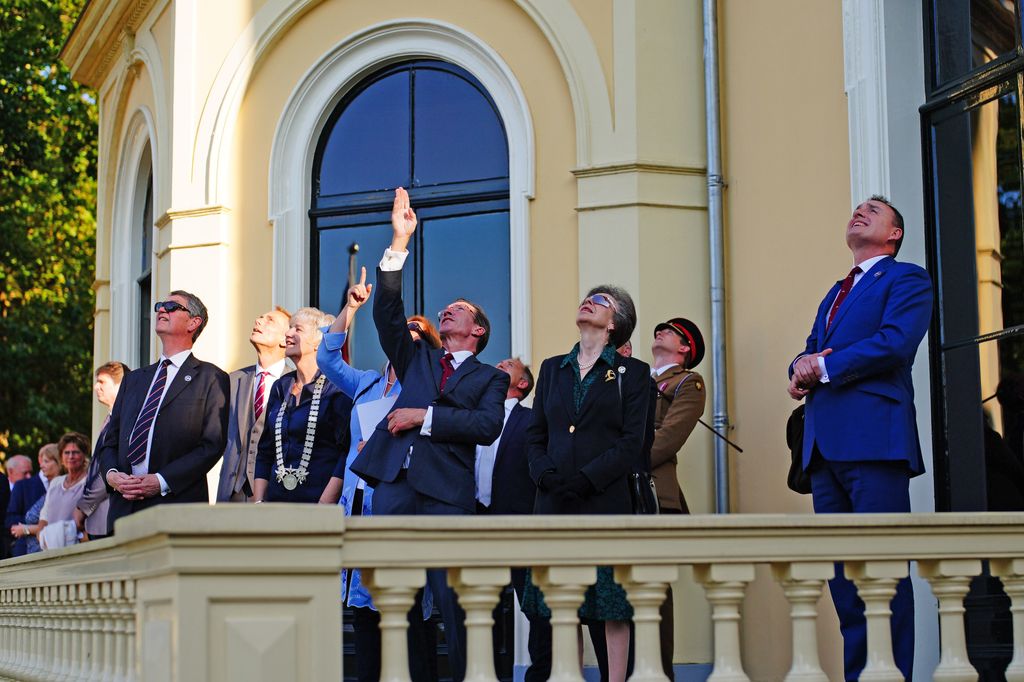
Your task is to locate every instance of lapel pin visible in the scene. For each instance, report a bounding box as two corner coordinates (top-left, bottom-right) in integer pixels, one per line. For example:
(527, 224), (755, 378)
(605, 369), (615, 382)
(184, 375), (192, 382)
(874, 272), (882, 278)
(618, 366), (626, 374)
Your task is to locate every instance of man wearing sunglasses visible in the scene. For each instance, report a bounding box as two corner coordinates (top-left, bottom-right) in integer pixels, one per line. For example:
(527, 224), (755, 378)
(349, 188), (509, 682)
(96, 291), (230, 534)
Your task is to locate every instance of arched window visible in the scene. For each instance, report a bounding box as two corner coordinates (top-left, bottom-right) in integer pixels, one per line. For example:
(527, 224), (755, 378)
(133, 147), (154, 365)
(310, 59), (510, 369)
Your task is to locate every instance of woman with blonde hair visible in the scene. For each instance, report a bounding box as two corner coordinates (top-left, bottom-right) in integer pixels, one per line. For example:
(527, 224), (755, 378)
(253, 307), (353, 504)
(7, 443), (64, 555)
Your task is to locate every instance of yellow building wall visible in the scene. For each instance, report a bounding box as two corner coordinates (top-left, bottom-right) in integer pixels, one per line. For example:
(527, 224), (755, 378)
(721, 0), (852, 678)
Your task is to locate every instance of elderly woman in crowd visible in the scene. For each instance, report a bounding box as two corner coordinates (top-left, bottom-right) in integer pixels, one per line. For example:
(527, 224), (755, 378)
(7, 443), (62, 556)
(253, 307), (352, 504)
(525, 285), (650, 682)
(316, 267), (441, 682)
(36, 432), (91, 549)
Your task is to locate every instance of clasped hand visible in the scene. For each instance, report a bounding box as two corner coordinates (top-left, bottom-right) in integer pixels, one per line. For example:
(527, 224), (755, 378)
(788, 348), (832, 400)
(106, 471), (161, 500)
(386, 408), (427, 435)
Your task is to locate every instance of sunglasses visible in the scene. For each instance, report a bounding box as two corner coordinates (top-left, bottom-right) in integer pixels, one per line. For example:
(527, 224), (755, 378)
(407, 322), (423, 333)
(154, 300), (191, 315)
(583, 294), (615, 310)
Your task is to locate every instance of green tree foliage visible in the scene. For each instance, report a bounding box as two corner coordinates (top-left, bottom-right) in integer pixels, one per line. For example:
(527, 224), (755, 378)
(0, 0), (96, 457)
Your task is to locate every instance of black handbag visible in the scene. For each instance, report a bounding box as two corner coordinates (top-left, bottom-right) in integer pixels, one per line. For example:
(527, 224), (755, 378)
(786, 404), (812, 494)
(617, 367), (661, 514)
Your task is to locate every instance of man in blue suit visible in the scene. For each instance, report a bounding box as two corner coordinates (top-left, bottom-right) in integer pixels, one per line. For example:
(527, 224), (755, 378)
(350, 187), (509, 682)
(789, 195), (932, 681)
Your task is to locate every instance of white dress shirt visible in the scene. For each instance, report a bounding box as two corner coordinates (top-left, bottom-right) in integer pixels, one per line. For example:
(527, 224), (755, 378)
(475, 398), (519, 506)
(652, 363), (679, 378)
(254, 358), (287, 409)
(818, 254), (888, 383)
(38, 470), (50, 492)
(115, 349), (193, 494)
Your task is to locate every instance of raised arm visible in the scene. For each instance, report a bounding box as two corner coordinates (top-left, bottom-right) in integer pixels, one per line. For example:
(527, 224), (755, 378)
(373, 188), (419, 379)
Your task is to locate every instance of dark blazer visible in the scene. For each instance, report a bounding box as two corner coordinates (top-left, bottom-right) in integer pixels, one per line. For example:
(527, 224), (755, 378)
(489, 403), (535, 515)
(97, 353), (230, 534)
(350, 267), (509, 512)
(528, 352), (650, 514)
(0, 474), (10, 559)
(791, 257), (932, 473)
(254, 371), (352, 504)
(216, 365), (264, 501)
(6, 475), (46, 556)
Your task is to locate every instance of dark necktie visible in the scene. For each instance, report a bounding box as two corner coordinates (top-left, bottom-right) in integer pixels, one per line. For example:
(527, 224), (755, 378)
(827, 266), (862, 328)
(439, 352), (455, 390)
(127, 359), (171, 467)
(254, 370), (268, 421)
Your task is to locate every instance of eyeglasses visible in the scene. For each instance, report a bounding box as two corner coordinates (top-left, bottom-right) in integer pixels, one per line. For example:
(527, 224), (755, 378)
(154, 300), (191, 314)
(583, 294), (616, 310)
(437, 303), (475, 321)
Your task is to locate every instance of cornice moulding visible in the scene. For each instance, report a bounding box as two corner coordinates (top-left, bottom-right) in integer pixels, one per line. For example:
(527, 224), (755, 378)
(61, 0), (159, 89)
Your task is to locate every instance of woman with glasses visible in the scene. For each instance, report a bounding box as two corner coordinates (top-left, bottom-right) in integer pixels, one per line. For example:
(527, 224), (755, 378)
(253, 307), (353, 504)
(525, 285), (650, 682)
(316, 267), (440, 682)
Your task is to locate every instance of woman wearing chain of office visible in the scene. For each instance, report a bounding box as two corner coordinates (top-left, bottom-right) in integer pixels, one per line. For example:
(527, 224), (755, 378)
(253, 307), (353, 504)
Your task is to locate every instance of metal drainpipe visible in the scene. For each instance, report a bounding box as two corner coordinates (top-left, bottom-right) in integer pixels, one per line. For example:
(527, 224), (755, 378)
(703, 0), (731, 514)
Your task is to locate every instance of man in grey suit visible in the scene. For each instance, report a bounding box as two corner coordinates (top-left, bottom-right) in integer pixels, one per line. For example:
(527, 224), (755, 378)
(216, 307), (290, 502)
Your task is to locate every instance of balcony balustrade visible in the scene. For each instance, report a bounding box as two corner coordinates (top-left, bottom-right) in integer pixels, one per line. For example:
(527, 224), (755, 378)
(0, 506), (1022, 681)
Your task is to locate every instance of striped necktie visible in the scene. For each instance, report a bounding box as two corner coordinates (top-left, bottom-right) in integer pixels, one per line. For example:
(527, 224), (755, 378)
(254, 370), (268, 421)
(827, 266), (862, 328)
(126, 359), (171, 467)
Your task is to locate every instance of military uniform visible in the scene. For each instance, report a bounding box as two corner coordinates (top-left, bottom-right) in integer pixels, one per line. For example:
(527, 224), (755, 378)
(651, 365), (706, 513)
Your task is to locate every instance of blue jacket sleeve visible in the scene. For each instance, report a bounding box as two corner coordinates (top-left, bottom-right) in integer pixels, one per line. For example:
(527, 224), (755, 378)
(317, 329), (377, 398)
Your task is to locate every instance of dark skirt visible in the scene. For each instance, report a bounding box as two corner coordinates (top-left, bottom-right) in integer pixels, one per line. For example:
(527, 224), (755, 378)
(521, 566), (633, 621)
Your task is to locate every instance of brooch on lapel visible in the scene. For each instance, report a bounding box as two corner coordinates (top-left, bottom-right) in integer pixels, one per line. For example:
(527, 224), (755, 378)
(605, 369), (615, 382)
(618, 366), (626, 374)
(184, 375), (192, 382)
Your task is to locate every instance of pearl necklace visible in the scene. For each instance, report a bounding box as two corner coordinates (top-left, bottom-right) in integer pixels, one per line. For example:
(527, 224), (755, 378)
(274, 374), (326, 491)
(577, 355), (599, 371)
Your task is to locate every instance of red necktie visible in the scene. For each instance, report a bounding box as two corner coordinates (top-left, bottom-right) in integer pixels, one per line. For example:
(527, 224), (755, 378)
(254, 370), (268, 421)
(827, 266), (862, 328)
(127, 359), (171, 467)
(439, 353), (455, 390)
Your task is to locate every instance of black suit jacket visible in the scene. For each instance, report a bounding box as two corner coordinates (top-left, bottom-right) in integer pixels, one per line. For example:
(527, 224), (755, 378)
(528, 352), (650, 514)
(350, 267), (509, 512)
(97, 353), (230, 533)
(489, 403), (535, 515)
(0, 474), (9, 559)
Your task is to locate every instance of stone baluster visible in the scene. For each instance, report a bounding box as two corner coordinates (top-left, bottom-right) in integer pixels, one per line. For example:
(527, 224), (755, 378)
(8, 588), (27, 678)
(992, 559), (1024, 682)
(66, 583), (85, 682)
(96, 581), (114, 682)
(23, 586), (42, 682)
(918, 559), (981, 682)
(123, 581), (137, 682)
(37, 586), (57, 681)
(532, 565), (595, 682)
(0, 590), (9, 673)
(84, 582), (104, 682)
(771, 562), (833, 682)
(110, 581), (128, 682)
(363, 567), (428, 682)
(614, 564), (679, 682)
(695, 563), (755, 682)
(21, 587), (39, 680)
(450, 567), (510, 682)
(845, 561), (906, 682)
(57, 583), (74, 681)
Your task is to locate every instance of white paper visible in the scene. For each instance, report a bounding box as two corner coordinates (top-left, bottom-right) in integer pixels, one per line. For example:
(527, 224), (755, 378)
(356, 395), (398, 441)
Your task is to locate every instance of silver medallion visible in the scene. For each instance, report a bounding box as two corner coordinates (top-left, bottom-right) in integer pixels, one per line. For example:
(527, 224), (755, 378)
(282, 473), (298, 491)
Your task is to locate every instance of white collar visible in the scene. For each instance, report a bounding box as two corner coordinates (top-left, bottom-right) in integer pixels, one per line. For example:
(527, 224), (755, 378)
(258, 358), (287, 378)
(160, 349), (193, 368)
(504, 397), (519, 410)
(854, 254), (888, 274)
(652, 363), (680, 377)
